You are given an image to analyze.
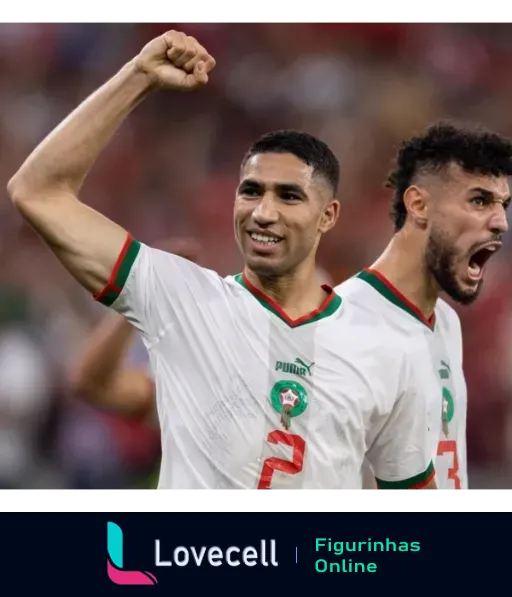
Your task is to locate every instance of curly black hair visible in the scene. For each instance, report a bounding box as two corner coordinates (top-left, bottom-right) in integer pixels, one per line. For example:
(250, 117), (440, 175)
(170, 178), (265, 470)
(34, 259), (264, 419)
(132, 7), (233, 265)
(387, 121), (512, 231)
(241, 130), (340, 195)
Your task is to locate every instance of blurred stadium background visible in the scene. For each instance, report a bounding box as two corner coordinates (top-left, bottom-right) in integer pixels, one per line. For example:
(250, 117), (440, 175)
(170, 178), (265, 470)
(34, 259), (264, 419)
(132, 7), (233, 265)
(0, 22), (511, 489)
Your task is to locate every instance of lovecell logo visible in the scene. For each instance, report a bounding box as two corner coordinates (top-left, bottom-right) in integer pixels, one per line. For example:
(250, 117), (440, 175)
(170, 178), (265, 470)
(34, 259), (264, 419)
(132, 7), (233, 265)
(107, 522), (158, 585)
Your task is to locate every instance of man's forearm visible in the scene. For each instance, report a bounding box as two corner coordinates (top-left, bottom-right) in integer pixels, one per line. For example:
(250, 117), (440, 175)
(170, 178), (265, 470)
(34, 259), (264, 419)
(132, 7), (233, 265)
(9, 61), (153, 198)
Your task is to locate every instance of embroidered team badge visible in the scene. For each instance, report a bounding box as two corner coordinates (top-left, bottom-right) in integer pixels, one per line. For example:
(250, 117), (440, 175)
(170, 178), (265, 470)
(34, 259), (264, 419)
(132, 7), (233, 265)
(270, 380), (308, 430)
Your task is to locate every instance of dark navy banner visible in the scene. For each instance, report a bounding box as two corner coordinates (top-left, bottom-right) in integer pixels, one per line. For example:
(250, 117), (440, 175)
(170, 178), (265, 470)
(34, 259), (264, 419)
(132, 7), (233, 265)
(1, 513), (507, 595)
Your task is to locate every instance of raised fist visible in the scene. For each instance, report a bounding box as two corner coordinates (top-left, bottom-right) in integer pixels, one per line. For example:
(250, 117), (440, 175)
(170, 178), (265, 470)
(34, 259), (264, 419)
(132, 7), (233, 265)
(133, 30), (216, 91)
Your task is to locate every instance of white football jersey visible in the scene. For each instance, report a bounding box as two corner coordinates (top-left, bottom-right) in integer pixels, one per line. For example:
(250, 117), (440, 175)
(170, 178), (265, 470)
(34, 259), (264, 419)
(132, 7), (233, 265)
(336, 269), (468, 490)
(94, 236), (434, 489)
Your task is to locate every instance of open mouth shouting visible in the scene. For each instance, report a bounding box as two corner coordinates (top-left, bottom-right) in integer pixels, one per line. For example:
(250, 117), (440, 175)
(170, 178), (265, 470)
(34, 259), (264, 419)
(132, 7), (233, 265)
(467, 241), (502, 282)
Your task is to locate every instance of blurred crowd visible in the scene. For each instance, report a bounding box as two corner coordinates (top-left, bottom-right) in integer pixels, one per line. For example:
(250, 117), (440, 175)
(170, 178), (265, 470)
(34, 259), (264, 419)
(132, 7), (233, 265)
(0, 23), (511, 488)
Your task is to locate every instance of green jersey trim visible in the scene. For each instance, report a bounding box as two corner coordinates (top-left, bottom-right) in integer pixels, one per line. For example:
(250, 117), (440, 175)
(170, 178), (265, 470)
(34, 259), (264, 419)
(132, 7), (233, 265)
(234, 271), (342, 328)
(356, 269), (435, 331)
(376, 460), (435, 489)
(94, 234), (141, 306)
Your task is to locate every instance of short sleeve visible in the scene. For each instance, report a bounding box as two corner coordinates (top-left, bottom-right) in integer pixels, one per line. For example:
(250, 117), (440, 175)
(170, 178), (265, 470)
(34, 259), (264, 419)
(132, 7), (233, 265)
(365, 352), (435, 489)
(93, 234), (225, 347)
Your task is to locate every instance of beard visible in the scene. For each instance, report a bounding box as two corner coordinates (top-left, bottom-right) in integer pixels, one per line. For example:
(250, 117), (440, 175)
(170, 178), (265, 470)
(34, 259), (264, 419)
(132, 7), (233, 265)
(425, 226), (483, 306)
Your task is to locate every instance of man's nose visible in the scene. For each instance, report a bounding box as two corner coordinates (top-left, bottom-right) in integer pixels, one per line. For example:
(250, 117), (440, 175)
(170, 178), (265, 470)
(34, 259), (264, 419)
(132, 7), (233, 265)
(252, 194), (279, 225)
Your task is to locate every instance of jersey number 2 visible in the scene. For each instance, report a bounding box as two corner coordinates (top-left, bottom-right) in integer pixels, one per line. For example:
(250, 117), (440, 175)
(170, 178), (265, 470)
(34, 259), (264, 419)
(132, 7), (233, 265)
(257, 431), (306, 489)
(437, 440), (462, 489)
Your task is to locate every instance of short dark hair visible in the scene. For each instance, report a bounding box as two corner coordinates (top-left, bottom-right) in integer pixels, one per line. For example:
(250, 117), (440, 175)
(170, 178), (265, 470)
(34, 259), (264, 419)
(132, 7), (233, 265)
(386, 121), (512, 231)
(242, 130), (340, 195)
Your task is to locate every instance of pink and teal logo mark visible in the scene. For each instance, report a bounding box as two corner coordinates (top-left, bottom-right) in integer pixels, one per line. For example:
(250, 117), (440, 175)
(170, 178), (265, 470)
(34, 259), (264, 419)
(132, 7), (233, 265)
(107, 522), (158, 585)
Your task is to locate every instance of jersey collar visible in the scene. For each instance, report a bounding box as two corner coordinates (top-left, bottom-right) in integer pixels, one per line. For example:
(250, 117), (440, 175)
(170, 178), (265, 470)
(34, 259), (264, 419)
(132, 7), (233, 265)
(356, 268), (436, 331)
(234, 271), (342, 328)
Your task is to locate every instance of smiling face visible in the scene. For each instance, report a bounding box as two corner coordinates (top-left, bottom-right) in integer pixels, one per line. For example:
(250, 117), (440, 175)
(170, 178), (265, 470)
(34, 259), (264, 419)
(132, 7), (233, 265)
(233, 152), (339, 278)
(423, 164), (510, 304)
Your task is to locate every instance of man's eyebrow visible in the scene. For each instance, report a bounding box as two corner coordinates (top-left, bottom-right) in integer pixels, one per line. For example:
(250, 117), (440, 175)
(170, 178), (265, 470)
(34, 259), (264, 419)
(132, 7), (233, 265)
(469, 187), (511, 206)
(238, 180), (307, 196)
(274, 183), (307, 196)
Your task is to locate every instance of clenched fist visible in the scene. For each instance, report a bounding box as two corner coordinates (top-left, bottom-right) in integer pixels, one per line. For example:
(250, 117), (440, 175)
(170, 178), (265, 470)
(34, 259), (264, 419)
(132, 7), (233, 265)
(133, 30), (216, 91)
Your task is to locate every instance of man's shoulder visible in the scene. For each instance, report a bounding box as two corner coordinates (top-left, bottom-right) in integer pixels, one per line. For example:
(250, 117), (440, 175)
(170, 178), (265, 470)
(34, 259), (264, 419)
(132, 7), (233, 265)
(435, 298), (462, 336)
(334, 275), (412, 336)
(140, 243), (244, 295)
(435, 297), (460, 322)
(325, 295), (410, 369)
(335, 272), (395, 315)
(334, 274), (365, 297)
(324, 300), (412, 404)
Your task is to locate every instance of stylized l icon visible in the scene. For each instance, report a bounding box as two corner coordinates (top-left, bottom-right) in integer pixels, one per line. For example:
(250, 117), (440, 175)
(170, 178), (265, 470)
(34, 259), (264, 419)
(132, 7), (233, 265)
(107, 522), (157, 585)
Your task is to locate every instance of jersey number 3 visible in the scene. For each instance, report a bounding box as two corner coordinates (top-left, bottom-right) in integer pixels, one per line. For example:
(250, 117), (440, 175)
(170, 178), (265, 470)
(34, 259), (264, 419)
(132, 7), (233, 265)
(257, 431), (306, 489)
(437, 439), (462, 489)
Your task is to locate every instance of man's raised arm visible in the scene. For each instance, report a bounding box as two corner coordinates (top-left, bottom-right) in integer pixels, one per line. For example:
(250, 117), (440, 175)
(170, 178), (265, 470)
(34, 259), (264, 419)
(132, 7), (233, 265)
(6, 30), (215, 296)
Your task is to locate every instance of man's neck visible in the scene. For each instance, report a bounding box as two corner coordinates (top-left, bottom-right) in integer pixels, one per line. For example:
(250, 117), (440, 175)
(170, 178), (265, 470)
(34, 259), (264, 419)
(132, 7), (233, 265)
(244, 265), (329, 320)
(369, 229), (439, 319)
